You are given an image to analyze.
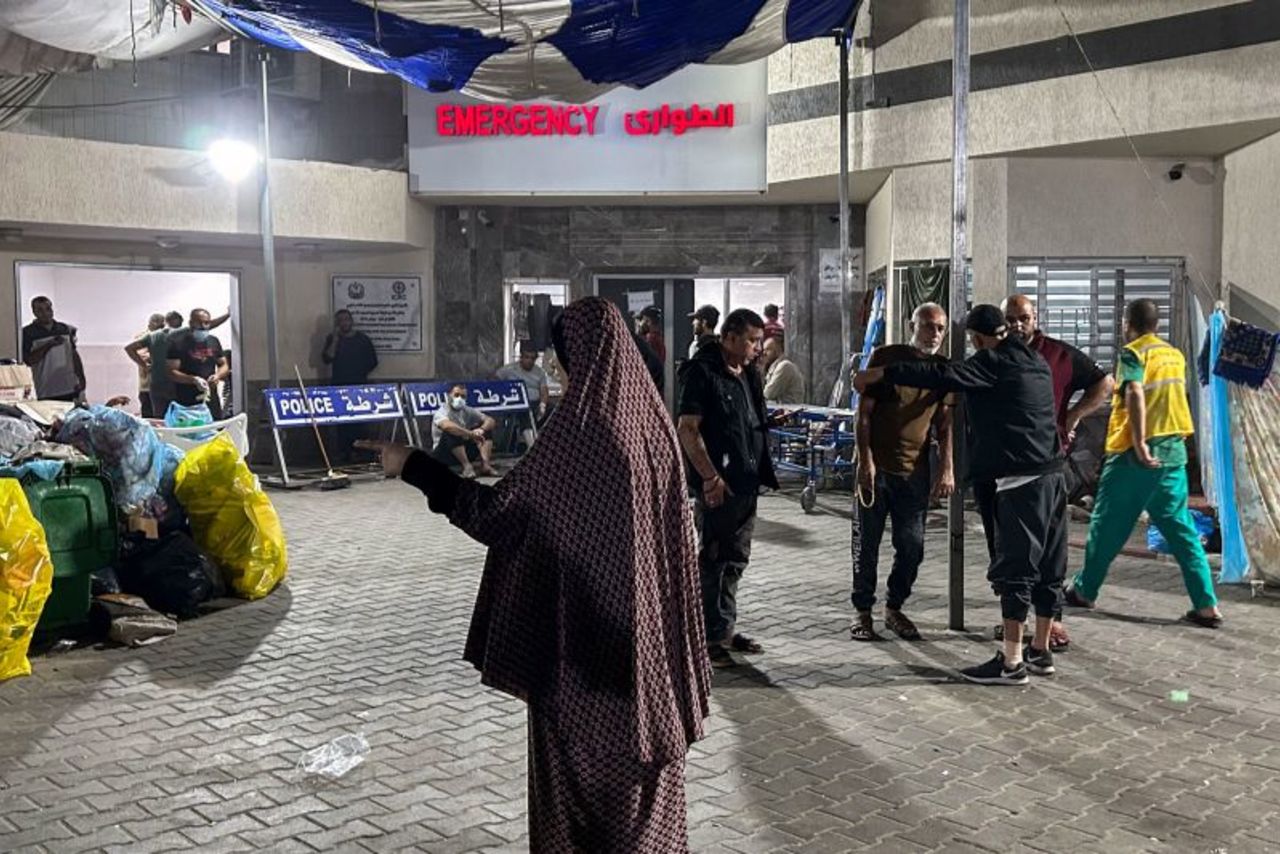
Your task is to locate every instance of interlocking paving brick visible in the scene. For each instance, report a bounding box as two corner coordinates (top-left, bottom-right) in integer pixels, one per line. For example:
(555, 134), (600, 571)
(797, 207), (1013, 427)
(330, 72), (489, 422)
(3, 485), (1280, 851)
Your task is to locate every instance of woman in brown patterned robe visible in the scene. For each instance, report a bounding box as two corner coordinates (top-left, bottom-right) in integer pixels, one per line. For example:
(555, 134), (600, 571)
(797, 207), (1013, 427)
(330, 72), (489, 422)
(362, 296), (711, 852)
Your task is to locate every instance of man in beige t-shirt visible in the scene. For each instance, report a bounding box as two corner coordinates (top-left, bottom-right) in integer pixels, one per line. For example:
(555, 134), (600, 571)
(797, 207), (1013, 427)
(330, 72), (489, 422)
(760, 337), (805, 405)
(850, 303), (956, 642)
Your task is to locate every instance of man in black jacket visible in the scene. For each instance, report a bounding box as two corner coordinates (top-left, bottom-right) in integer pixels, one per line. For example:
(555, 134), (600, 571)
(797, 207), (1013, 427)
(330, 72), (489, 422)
(854, 304), (1066, 685)
(677, 308), (779, 668)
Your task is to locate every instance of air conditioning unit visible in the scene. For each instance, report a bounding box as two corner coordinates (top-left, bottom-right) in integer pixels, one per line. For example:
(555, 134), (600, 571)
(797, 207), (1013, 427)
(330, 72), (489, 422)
(226, 42), (322, 101)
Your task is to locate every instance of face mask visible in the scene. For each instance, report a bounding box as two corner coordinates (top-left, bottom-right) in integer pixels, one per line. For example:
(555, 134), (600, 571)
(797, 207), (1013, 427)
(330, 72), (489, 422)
(450, 396), (466, 410)
(191, 329), (209, 342)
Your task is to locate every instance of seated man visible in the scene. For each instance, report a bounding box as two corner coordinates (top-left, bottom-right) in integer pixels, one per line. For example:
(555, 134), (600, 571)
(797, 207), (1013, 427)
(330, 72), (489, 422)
(496, 342), (550, 450)
(431, 384), (499, 478)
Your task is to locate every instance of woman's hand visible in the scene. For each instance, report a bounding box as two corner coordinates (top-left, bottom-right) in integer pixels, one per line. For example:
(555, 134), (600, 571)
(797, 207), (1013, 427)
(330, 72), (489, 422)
(355, 440), (415, 478)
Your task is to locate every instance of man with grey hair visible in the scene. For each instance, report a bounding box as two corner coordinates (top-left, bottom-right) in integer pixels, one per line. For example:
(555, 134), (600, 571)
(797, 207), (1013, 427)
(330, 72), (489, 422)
(849, 302), (955, 642)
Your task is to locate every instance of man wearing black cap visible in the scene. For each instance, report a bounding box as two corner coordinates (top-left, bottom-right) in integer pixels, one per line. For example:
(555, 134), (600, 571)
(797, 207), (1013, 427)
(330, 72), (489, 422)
(688, 304), (720, 359)
(854, 304), (1066, 685)
(634, 305), (667, 364)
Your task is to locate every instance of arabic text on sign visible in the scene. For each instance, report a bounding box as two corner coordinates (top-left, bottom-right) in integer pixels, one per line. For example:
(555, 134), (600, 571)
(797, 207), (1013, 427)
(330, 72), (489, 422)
(623, 104), (735, 136)
(437, 104), (601, 137)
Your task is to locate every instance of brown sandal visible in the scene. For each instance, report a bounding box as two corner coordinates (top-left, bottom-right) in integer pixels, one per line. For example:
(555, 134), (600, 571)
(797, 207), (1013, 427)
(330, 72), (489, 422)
(885, 610), (922, 641)
(850, 612), (880, 642)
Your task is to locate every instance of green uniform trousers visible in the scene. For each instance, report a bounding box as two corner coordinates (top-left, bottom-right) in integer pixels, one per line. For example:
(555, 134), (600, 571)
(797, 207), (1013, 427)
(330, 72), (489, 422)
(1072, 454), (1218, 610)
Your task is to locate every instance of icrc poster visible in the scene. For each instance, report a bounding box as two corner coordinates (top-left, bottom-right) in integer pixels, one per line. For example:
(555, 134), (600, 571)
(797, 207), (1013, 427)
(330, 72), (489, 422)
(331, 275), (423, 352)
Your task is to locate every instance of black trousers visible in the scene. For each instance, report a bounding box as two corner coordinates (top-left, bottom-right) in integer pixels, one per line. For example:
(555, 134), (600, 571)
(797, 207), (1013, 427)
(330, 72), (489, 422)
(851, 462), (931, 612)
(974, 478), (999, 563)
(988, 473), (1068, 622)
(433, 432), (481, 468)
(694, 493), (757, 648)
(334, 423), (366, 463)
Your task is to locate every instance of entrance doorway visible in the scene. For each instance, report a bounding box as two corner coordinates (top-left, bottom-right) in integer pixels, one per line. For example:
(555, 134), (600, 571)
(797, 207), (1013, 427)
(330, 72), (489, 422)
(594, 275), (787, 409)
(14, 263), (241, 417)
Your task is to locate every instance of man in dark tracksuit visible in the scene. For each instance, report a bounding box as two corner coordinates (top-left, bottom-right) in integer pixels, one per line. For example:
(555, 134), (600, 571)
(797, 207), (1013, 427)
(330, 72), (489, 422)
(855, 304), (1066, 685)
(677, 308), (779, 669)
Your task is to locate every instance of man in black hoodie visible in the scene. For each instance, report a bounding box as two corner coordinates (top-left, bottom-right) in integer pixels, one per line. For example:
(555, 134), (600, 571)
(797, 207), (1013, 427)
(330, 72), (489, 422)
(854, 304), (1066, 686)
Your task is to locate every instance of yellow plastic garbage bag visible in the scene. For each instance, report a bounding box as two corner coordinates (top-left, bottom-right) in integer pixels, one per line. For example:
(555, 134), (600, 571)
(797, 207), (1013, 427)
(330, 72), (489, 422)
(1, 480), (54, 682)
(174, 433), (287, 600)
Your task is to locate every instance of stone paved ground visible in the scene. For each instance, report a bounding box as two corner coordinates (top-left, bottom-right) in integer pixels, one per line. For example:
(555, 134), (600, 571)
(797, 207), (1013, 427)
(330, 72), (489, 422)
(3, 479), (1280, 853)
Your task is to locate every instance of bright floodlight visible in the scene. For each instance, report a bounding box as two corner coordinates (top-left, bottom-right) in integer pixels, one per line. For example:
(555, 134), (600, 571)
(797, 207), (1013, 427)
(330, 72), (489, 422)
(207, 139), (260, 183)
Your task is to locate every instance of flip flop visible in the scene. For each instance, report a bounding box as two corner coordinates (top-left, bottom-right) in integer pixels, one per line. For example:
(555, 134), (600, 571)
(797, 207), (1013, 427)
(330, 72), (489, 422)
(730, 634), (764, 654)
(1049, 622), (1071, 652)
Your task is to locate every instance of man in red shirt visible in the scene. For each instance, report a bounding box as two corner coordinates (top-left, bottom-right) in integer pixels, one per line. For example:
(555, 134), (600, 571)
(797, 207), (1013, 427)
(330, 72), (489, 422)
(763, 303), (785, 341)
(976, 294), (1114, 650)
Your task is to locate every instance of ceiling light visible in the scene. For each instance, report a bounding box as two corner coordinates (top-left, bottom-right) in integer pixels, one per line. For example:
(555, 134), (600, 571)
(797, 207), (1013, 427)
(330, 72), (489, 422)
(0, 227), (22, 242)
(155, 236), (181, 250)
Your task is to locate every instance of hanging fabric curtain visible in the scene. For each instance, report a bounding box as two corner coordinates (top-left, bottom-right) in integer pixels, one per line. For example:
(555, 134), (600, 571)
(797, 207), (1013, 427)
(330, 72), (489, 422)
(899, 264), (949, 338)
(1230, 376), (1280, 585)
(0, 72), (54, 131)
(188, 0), (860, 101)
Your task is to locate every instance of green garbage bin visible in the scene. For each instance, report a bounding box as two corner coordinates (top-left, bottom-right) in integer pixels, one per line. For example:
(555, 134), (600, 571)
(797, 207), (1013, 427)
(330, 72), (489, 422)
(22, 462), (118, 633)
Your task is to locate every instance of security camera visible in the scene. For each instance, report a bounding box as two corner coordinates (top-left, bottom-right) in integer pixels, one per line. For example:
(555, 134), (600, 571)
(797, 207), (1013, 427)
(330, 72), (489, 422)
(1168, 163), (1186, 181)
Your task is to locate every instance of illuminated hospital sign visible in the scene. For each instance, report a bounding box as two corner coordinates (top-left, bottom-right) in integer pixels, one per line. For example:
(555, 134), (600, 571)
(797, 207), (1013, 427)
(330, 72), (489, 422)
(408, 60), (766, 194)
(435, 103), (735, 138)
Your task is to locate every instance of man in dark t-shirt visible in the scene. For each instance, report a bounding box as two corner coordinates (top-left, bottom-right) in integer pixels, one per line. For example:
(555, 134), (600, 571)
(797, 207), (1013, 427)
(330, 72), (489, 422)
(851, 302), (956, 642)
(322, 309), (379, 386)
(167, 308), (228, 420)
(322, 309), (380, 462)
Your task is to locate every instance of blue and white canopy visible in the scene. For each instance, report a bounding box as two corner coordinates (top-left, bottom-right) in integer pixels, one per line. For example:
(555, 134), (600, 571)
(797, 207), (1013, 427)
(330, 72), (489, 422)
(192, 0), (859, 101)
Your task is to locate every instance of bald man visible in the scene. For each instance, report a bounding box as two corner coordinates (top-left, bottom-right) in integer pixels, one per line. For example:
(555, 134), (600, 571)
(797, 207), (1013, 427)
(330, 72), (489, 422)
(976, 294), (1114, 650)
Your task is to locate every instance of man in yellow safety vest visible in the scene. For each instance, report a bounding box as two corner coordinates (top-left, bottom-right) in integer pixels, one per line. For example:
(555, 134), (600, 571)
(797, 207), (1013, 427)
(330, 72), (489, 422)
(1064, 299), (1223, 628)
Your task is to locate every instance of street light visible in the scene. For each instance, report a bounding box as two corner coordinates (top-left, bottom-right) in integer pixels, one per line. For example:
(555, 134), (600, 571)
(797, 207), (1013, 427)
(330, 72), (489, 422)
(207, 138), (259, 184)
(206, 48), (281, 404)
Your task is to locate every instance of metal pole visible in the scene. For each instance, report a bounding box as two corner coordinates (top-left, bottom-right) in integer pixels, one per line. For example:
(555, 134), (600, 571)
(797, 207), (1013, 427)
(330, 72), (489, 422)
(258, 48), (280, 394)
(948, 0), (970, 631)
(838, 29), (853, 404)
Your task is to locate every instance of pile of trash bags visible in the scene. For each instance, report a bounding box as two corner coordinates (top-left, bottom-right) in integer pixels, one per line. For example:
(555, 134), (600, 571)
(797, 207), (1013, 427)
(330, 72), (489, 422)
(0, 481), (53, 681)
(0, 404), (287, 680)
(57, 405), (185, 526)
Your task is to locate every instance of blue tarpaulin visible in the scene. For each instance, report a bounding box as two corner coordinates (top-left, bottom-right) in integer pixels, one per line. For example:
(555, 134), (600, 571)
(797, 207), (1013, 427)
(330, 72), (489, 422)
(1206, 310), (1250, 583)
(191, 0), (860, 101)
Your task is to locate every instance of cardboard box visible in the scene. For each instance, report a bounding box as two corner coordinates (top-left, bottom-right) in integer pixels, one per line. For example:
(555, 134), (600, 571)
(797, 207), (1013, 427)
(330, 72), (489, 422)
(0, 364), (34, 402)
(127, 513), (160, 540)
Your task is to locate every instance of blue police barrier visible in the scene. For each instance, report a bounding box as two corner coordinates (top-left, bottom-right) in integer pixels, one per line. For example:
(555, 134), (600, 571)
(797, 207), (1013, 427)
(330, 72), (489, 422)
(265, 384), (405, 428)
(403, 381), (529, 418)
(262, 384), (410, 488)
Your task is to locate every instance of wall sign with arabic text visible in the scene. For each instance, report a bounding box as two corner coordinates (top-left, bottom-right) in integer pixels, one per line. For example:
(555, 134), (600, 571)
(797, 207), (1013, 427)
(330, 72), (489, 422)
(331, 275), (423, 353)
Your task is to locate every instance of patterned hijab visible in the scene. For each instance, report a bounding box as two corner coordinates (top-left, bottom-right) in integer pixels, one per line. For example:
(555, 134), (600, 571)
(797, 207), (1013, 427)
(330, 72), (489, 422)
(449, 297), (710, 762)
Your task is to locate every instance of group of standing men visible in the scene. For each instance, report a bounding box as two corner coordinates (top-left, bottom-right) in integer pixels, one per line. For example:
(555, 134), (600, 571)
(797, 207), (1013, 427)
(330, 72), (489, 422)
(853, 296), (1222, 684)
(19, 296), (231, 418)
(671, 290), (1224, 684)
(125, 308), (231, 419)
